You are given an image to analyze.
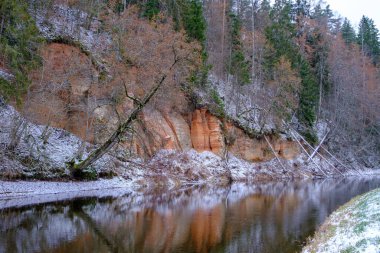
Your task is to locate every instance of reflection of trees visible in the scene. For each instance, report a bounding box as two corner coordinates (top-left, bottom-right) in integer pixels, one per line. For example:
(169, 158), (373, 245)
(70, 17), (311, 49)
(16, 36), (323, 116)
(2, 179), (380, 253)
(68, 199), (120, 253)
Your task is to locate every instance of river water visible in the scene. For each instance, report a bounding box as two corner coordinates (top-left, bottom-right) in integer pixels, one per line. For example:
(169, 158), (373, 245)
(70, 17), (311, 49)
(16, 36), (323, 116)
(1, 177), (380, 253)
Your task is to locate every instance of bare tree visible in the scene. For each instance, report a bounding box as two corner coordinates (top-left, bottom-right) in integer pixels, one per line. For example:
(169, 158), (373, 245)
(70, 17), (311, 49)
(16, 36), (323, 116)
(68, 58), (179, 172)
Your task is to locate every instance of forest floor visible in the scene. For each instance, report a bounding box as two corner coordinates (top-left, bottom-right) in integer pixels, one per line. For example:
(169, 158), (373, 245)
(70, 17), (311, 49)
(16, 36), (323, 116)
(302, 188), (380, 253)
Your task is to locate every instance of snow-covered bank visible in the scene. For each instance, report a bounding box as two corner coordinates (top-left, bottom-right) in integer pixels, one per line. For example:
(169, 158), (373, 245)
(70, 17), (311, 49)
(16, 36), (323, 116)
(0, 100), (115, 179)
(0, 177), (130, 199)
(1, 98), (378, 185)
(2, 80), (375, 184)
(0, 100), (305, 182)
(0, 177), (132, 209)
(302, 188), (380, 253)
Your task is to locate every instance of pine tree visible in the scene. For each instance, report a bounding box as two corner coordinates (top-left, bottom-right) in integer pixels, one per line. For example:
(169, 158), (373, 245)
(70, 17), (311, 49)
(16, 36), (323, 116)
(182, 0), (206, 44)
(357, 16), (380, 65)
(341, 18), (356, 45)
(142, 0), (160, 20)
(308, 3), (333, 115)
(228, 12), (250, 85)
(263, 0), (319, 142)
(0, 0), (43, 103)
(264, 0), (295, 77)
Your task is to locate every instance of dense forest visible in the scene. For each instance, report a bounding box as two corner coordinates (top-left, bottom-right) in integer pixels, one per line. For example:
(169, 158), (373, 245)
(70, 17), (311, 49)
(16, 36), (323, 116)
(203, 0), (380, 166)
(0, 0), (379, 177)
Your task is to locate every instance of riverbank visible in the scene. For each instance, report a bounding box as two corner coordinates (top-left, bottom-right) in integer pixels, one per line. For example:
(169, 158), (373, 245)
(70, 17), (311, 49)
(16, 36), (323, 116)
(0, 177), (133, 209)
(2, 173), (380, 210)
(1, 96), (372, 183)
(2, 178), (380, 253)
(302, 188), (380, 253)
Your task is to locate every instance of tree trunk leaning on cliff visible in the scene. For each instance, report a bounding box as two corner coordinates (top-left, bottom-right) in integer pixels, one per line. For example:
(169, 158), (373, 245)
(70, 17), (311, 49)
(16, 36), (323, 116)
(68, 62), (177, 172)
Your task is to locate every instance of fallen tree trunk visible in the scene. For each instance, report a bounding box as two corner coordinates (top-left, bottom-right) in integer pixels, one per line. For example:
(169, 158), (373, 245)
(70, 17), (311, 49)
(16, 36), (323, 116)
(68, 73), (167, 173)
(263, 135), (289, 175)
(281, 120), (328, 177)
(307, 131), (329, 161)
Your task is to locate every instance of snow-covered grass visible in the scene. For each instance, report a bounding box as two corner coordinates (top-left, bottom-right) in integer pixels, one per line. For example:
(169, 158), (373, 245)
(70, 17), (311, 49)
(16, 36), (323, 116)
(302, 188), (380, 253)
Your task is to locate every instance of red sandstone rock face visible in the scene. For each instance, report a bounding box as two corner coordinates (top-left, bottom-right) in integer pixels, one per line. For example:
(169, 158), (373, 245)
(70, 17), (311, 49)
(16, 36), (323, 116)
(23, 43), (299, 162)
(188, 109), (299, 161)
(26, 43), (99, 142)
(190, 109), (210, 152)
(190, 109), (225, 156)
(226, 123), (300, 162)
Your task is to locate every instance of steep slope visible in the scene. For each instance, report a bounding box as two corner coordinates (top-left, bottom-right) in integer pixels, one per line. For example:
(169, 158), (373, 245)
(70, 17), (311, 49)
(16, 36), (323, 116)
(0, 0), (322, 182)
(20, 1), (300, 163)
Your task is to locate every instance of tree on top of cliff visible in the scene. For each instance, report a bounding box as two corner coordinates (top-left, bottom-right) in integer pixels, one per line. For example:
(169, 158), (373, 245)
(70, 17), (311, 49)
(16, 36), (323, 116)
(357, 16), (380, 65)
(0, 0), (43, 104)
(341, 18), (356, 45)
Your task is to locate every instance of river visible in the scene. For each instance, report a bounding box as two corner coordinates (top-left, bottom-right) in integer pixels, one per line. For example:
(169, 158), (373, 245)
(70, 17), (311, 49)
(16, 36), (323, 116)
(1, 177), (380, 253)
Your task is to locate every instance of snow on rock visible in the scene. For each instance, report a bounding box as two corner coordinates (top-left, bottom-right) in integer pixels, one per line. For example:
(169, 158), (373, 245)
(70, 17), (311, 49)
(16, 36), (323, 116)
(1, 98), (366, 183)
(29, 3), (111, 73)
(315, 120), (330, 140)
(31, 4), (111, 52)
(302, 188), (380, 253)
(0, 103), (114, 178)
(141, 149), (313, 184)
(206, 74), (276, 133)
(146, 149), (228, 183)
(0, 68), (14, 82)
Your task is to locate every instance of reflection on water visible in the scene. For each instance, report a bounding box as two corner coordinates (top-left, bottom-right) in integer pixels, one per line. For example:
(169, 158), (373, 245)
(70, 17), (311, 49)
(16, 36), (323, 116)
(1, 178), (380, 253)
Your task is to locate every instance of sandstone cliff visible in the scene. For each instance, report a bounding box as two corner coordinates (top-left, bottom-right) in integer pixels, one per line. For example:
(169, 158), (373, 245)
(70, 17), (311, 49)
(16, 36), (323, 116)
(17, 2), (300, 168)
(24, 42), (298, 162)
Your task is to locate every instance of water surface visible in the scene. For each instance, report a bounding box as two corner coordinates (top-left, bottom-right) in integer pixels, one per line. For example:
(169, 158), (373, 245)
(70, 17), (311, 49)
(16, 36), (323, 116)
(1, 177), (380, 253)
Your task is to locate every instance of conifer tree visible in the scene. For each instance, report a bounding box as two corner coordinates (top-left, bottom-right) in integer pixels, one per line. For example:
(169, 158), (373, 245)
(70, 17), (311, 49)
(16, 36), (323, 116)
(228, 12), (250, 85)
(182, 0), (206, 44)
(341, 18), (356, 45)
(357, 16), (380, 65)
(0, 0), (42, 103)
(142, 0), (160, 20)
(264, 0), (319, 142)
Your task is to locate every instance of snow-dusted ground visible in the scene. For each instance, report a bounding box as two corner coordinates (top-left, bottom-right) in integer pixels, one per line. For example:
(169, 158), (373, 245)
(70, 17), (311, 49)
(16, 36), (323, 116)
(302, 188), (380, 253)
(205, 74), (276, 133)
(0, 68), (14, 82)
(0, 101), (115, 178)
(1, 97), (378, 183)
(0, 177), (131, 209)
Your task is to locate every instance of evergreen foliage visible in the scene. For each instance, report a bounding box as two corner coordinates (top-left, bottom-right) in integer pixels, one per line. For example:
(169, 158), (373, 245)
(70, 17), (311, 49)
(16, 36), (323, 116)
(264, 0), (319, 142)
(140, 0), (206, 45)
(298, 59), (318, 127)
(308, 8), (332, 95)
(142, 0), (160, 20)
(228, 13), (250, 85)
(341, 18), (356, 45)
(181, 0), (206, 44)
(264, 0), (295, 70)
(0, 0), (43, 103)
(357, 16), (380, 65)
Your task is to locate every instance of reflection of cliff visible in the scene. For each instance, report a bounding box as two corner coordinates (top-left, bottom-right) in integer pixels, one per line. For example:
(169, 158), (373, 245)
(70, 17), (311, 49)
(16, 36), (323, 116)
(2, 179), (380, 253)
